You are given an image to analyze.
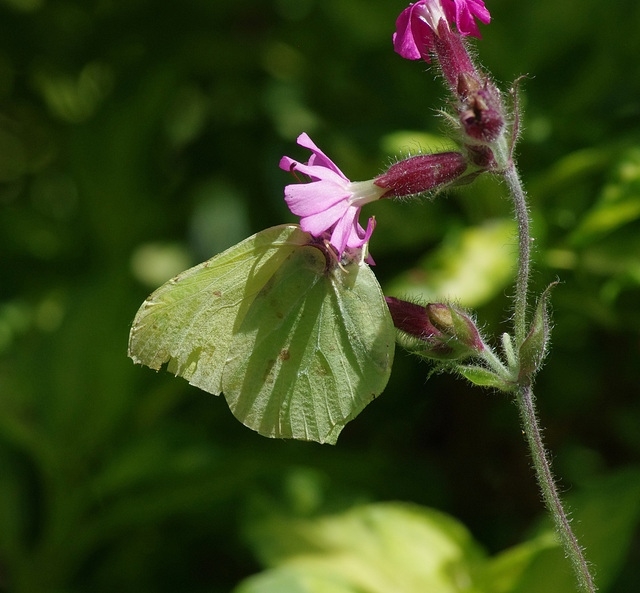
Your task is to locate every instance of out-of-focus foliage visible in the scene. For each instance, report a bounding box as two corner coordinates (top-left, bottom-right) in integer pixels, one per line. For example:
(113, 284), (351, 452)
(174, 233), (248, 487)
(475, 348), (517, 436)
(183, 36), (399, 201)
(233, 468), (640, 593)
(0, 0), (639, 592)
(236, 500), (487, 593)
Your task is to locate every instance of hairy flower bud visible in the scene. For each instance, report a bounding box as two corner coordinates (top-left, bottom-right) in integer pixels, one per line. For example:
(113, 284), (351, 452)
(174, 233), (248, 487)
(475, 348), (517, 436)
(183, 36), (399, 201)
(385, 297), (442, 337)
(426, 303), (484, 352)
(456, 74), (505, 146)
(432, 19), (478, 92)
(464, 144), (495, 169)
(518, 282), (557, 383)
(374, 152), (468, 197)
(459, 84), (505, 143)
(385, 297), (484, 360)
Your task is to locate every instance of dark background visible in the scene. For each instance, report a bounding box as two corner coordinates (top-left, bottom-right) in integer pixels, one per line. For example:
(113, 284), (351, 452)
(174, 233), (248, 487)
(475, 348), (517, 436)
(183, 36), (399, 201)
(1, 0), (639, 591)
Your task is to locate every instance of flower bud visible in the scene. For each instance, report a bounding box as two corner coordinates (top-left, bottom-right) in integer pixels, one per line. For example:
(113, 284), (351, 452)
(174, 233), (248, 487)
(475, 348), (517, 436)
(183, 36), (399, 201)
(426, 303), (484, 353)
(374, 152), (468, 197)
(458, 81), (505, 144)
(518, 282), (557, 383)
(385, 297), (484, 360)
(464, 144), (496, 169)
(385, 297), (442, 337)
(432, 20), (478, 92)
(460, 91), (504, 142)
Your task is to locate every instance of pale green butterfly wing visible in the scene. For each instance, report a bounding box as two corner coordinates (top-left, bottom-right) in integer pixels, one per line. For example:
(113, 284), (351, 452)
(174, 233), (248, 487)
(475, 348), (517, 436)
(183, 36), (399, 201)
(128, 224), (395, 444)
(223, 245), (395, 444)
(128, 225), (308, 394)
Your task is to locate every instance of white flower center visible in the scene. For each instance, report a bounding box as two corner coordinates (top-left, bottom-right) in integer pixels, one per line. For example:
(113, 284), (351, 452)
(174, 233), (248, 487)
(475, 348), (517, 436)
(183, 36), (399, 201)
(348, 180), (389, 207)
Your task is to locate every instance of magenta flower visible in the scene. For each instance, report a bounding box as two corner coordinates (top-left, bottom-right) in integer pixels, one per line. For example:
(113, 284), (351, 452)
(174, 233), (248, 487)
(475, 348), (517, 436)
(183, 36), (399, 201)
(393, 0), (491, 61)
(280, 133), (388, 259)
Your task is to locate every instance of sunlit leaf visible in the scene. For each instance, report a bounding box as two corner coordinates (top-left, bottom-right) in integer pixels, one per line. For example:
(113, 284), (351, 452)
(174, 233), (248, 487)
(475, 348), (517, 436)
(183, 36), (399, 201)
(386, 219), (517, 308)
(380, 130), (459, 156)
(129, 225), (395, 444)
(478, 532), (558, 593)
(237, 502), (486, 593)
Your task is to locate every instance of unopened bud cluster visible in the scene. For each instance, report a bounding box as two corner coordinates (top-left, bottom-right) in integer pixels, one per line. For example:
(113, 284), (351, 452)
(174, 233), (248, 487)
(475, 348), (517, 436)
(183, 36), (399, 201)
(428, 13), (507, 170)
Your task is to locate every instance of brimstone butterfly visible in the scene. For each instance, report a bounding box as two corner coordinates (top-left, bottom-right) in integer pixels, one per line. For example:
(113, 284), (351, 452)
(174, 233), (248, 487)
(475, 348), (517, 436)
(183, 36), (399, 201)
(128, 224), (395, 444)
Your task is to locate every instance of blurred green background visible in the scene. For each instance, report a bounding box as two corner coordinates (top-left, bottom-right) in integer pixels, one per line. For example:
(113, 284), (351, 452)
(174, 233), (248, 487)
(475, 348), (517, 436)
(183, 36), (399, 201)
(1, 0), (639, 591)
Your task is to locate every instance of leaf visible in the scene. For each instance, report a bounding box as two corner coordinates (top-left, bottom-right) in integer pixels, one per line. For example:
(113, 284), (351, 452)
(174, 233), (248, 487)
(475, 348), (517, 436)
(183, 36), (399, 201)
(518, 282), (558, 382)
(237, 469), (640, 593)
(458, 365), (514, 391)
(237, 502), (487, 593)
(570, 146), (640, 247)
(234, 565), (354, 593)
(477, 532), (558, 593)
(128, 224), (395, 444)
(385, 219), (517, 308)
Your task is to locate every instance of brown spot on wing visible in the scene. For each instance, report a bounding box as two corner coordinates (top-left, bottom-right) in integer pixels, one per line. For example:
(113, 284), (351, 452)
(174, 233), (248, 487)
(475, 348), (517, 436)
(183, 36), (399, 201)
(279, 349), (290, 361)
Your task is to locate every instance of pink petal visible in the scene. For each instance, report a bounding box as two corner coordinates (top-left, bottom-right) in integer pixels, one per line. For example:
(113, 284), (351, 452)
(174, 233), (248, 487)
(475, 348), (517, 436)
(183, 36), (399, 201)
(456, 9), (481, 37)
(295, 133), (348, 180)
(446, 0), (490, 37)
(329, 206), (359, 255)
(331, 208), (377, 254)
(299, 199), (350, 237)
(394, 2), (439, 62)
(284, 180), (350, 216)
(393, 5), (422, 60)
(289, 161), (349, 185)
(441, 0), (457, 24)
(279, 155), (297, 172)
(467, 0), (490, 24)
(352, 216), (376, 247)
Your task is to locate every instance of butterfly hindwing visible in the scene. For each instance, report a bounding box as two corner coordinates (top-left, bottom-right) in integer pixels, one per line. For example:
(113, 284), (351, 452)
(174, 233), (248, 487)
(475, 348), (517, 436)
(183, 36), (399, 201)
(128, 225), (395, 444)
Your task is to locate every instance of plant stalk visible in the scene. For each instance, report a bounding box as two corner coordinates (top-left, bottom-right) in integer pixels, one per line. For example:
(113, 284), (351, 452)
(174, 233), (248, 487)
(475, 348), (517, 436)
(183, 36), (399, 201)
(503, 163), (530, 346)
(505, 155), (597, 591)
(517, 384), (597, 593)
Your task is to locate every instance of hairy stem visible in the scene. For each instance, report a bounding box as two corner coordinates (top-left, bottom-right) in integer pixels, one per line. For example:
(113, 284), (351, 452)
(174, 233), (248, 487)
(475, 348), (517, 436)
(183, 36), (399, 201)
(503, 154), (596, 590)
(503, 163), (530, 346)
(479, 345), (512, 382)
(517, 384), (597, 593)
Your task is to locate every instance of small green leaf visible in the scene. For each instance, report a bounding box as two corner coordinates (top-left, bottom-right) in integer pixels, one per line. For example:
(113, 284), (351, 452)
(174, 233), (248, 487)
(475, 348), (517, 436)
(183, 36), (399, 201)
(129, 225), (395, 444)
(518, 282), (558, 382)
(458, 365), (514, 391)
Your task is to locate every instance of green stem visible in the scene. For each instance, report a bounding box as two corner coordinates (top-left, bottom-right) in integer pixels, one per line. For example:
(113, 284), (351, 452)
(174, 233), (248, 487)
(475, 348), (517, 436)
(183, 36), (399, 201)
(503, 153), (597, 591)
(503, 163), (530, 346)
(479, 345), (513, 382)
(517, 384), (597, 593)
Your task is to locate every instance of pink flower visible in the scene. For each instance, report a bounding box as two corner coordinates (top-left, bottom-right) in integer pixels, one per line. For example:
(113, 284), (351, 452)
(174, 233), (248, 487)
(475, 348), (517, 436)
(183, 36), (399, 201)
(280, 133), (388, 259)
(393, 0), (491, 61)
